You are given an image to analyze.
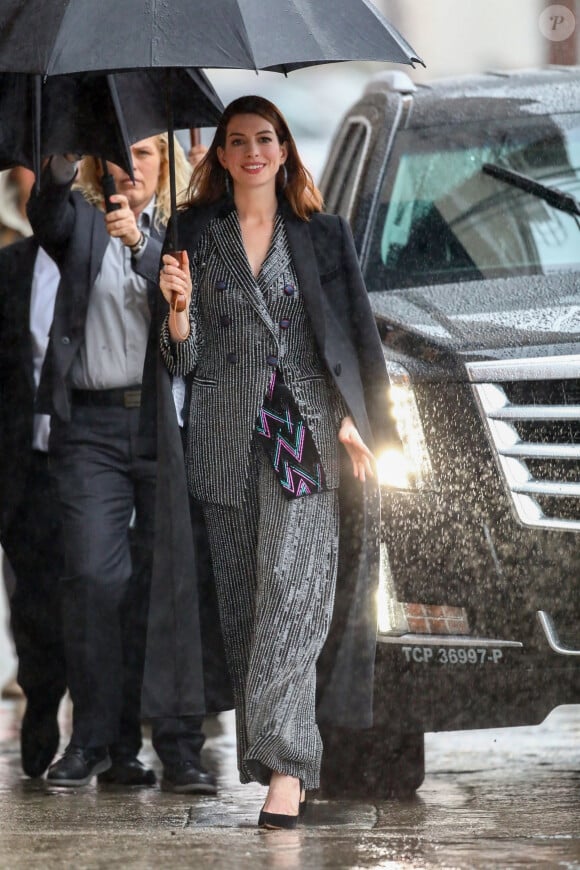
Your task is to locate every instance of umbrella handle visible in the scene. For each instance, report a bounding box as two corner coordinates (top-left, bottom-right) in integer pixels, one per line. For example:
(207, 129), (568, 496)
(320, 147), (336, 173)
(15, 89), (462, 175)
(101, 159), (121, 212)
(167, 249), (187, 312)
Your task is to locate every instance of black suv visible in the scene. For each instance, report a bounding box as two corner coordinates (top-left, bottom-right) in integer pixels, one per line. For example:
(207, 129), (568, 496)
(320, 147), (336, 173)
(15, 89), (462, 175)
(318, 66), (580, 797)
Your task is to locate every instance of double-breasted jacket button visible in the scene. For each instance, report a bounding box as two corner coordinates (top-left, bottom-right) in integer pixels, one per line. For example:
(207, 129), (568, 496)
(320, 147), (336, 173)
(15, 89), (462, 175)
(220, 314), (231, 327)
(279, 318), (290, 330)
(266, 355), (279, 366)
(334, 363), (342, 376)
(61, 336), (71, 345)
(215, 279), (226, 291)
(226, 351), (238, 364)
(283, 284), (295, 297)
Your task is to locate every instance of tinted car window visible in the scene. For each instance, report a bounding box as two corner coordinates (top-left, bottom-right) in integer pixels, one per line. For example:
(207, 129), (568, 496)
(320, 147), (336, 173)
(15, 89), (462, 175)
(365, 113), (580, 291)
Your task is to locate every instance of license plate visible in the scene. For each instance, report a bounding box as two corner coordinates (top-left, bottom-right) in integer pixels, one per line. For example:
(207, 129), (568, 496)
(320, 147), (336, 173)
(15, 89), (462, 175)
(401, 646), (505, 665)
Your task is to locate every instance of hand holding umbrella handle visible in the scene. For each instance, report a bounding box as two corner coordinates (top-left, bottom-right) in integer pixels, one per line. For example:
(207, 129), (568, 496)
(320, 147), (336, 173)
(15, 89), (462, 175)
(166, 250), (187, 312)
(101, 159), (121, 213)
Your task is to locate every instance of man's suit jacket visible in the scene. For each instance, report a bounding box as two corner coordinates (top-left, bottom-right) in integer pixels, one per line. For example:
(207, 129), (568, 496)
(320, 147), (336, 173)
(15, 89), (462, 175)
(27, 176), (164, 422)
(141, 197), (396, 730)
(0, 237), (40, 534)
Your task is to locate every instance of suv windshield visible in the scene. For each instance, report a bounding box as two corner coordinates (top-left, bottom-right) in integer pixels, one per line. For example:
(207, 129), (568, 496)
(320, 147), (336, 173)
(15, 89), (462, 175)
(366, 112), (580, 290)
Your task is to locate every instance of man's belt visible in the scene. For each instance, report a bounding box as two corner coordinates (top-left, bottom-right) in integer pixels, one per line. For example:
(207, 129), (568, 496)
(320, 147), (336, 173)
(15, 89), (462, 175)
(71, 386), (142, 409)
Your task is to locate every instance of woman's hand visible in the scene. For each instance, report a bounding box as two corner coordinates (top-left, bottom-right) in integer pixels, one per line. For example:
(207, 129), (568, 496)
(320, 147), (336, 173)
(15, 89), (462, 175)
(104, 194), (141, 247)
(338, 416), (375, 482)
(160, 252), (192, 341)
(159, 251), (191, 307)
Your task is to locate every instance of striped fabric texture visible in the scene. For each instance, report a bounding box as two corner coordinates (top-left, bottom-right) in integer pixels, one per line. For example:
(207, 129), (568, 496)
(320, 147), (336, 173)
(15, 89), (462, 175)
(161, 209), (346, 508)
(203, 449), (339, 790)
(161, 209), (345, 787)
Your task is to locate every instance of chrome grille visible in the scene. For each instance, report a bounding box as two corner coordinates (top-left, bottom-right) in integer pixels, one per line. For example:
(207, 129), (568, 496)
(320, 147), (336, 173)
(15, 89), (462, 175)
(466, 355), (580, 531)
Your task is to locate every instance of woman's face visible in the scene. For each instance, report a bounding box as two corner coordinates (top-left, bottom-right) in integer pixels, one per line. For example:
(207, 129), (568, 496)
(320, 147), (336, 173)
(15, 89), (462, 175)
(108, 136), (162, 214)
(217, 113), (287, 194)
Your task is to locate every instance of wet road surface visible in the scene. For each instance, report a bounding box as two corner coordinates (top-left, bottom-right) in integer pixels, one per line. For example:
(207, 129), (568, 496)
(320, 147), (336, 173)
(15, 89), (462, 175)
(0, 701), (578, 869)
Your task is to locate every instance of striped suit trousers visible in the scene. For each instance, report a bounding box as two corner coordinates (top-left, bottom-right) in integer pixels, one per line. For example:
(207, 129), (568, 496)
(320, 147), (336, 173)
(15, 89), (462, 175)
(203, 445), (339, 790)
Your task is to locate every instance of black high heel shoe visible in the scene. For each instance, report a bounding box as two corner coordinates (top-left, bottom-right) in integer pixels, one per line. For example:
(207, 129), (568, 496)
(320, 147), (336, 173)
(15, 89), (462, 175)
(258, 779), (304, 829)
(258, 807), (298, 830)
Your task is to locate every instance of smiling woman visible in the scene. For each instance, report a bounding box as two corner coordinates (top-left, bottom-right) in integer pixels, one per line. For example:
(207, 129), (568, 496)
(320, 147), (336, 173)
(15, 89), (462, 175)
(146, 94), (395, 829)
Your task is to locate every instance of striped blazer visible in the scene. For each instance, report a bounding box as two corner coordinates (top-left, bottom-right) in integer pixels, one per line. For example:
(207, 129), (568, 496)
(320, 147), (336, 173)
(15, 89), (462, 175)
(161, 207), (347, 508)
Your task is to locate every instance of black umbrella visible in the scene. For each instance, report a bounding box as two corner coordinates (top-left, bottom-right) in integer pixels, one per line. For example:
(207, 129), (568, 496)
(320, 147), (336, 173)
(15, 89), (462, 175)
(0, 0), (423, 75)
(0, 0), (423, 246)
(0, 67), (224, 185)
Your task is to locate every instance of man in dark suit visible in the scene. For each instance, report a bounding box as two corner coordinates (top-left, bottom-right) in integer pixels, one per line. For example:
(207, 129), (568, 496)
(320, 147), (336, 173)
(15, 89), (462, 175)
(0, 236), (66, 777)
(26, 140), (216, 791)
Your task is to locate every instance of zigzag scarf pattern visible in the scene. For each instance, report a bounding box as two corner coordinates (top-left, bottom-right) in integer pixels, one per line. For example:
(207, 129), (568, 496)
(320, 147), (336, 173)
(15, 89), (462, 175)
(255, 369), (327, 500)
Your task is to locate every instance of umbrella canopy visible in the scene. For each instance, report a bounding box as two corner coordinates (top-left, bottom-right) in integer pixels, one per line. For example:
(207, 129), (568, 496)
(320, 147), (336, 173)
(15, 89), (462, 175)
(0, 67), (224, 180)
(0, 0), (423, 75)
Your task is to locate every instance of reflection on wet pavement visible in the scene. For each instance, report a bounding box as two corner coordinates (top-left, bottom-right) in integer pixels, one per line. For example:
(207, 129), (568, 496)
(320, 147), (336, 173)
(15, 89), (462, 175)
(0, 699), (578, 868)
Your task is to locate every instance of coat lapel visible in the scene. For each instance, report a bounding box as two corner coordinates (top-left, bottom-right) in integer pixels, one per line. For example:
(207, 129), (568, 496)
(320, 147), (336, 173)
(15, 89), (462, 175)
(282, 204), (327, 351)
(256, 214), (293, 291)
(210, 210), (278, 338)
(146, 220), (165, 312)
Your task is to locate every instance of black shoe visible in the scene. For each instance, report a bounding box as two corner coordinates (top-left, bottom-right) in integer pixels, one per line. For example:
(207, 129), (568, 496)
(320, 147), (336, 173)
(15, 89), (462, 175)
(259, 778), (303, 829)
(20, 696), (61, 778)
(161, 762), (217, 795)
(98, 757), (156, 787)
(258, 808), (299, 830)
(47, 745), (111, 787)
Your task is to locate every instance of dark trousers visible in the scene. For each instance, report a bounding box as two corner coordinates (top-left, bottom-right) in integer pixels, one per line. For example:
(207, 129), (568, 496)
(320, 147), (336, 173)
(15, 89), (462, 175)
(49, 404), (155, 756)
(49, 403), (206, 766)
(151, 716), (205, 768)
(2, 451), (66, 704)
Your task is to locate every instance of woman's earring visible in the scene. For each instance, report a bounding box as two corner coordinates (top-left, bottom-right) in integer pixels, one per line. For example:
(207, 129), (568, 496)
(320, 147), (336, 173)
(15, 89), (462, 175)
(279, 164), (288, 189)
(224, 170), (231, 196)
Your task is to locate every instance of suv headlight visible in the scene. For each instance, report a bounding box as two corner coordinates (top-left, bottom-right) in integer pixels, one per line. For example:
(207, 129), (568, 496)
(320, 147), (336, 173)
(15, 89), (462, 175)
(376, 360), (436, 490)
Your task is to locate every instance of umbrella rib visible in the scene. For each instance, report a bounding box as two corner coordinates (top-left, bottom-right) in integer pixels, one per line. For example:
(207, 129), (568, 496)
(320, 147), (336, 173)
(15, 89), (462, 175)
(45, 0), (80, 76)
(232, 1), (259, 72)
(106, 75), (135, 182)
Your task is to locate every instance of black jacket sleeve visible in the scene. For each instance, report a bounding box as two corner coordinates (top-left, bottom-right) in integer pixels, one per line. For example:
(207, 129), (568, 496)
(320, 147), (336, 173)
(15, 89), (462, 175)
(338, 216), (396, 453)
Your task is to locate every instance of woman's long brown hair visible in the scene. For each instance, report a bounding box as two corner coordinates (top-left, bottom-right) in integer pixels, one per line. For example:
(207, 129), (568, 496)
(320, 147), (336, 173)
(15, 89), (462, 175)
(184, 96), (323, 221)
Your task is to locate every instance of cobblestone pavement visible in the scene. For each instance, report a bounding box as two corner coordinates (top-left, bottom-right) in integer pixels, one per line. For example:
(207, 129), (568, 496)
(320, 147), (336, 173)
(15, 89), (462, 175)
(0, 699), (578, 869)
